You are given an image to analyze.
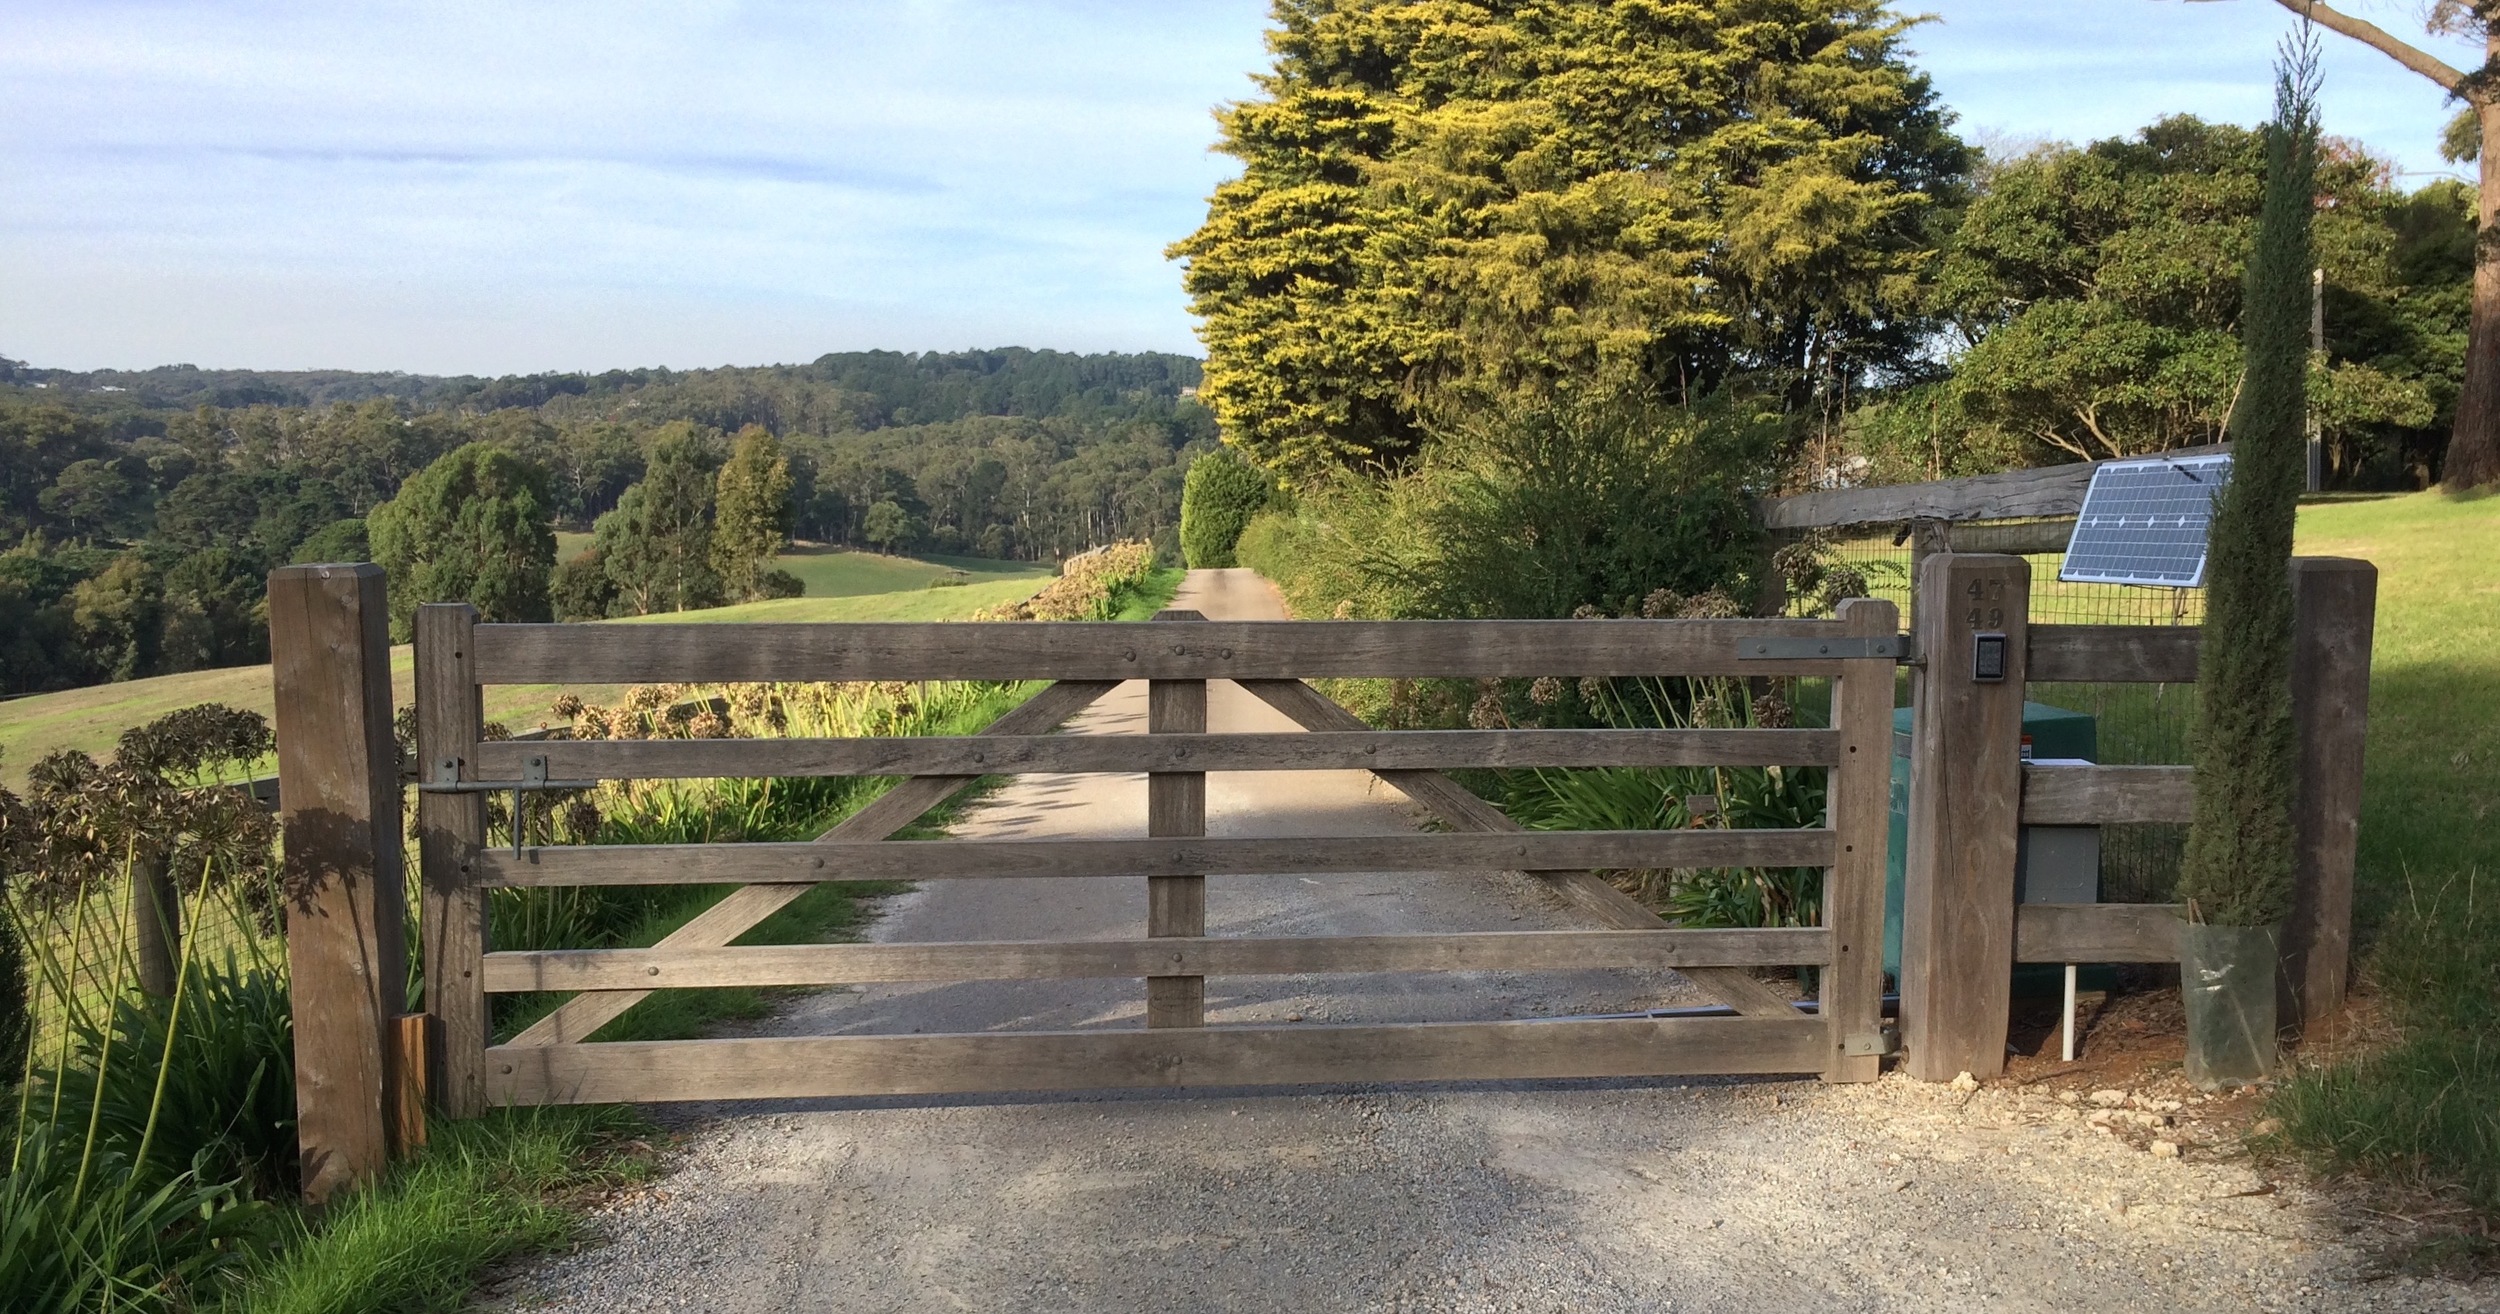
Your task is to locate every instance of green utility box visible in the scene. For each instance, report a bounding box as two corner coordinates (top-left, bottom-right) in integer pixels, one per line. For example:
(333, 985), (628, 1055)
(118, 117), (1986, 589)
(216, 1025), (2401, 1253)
(1883, 703), (2098, 979)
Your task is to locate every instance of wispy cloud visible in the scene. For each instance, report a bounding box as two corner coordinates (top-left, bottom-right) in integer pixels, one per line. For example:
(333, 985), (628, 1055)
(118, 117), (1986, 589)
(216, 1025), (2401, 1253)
(0, 1), (2471, 374)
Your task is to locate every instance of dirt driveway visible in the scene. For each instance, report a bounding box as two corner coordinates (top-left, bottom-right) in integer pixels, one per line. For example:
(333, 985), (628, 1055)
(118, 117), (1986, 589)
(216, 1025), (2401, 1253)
(499, 569), (2494, 1314)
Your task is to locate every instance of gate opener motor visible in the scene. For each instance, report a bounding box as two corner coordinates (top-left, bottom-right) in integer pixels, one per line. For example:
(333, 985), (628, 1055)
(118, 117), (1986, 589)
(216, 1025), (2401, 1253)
(1971, 631), (2009, 683)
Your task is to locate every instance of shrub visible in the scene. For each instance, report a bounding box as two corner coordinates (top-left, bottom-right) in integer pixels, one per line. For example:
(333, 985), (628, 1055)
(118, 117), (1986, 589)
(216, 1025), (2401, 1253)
(549, 547), (618, 621)
(1179, 446), (1272, 568)
(973, 541), (1158, 621)
(40, 960), (298, 1198)
(1496, 676), (1826, 927)
(1238, 390), (1776, 622)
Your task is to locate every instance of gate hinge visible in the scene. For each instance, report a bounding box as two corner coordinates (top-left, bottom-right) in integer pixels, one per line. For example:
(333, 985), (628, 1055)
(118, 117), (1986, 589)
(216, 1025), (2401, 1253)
(1738, 635), (1912, 662)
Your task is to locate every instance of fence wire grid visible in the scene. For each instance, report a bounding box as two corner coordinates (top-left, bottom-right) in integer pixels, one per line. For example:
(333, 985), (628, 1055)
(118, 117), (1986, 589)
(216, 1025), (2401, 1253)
(1802, 529), (2200, 906)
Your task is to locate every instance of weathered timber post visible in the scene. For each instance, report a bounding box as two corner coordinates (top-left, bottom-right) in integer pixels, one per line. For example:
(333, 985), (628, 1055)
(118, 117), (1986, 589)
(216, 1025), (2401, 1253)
(1900, 553), (2029, 1081)
(130, 849), (180, 998)
(416, 603), (489, 1117)
(2281, 557), (2377, 1028)
(1823, 597), (1900, 1082)
(1146, 608), (1208, 1028)
(269, 563), (407, 1203)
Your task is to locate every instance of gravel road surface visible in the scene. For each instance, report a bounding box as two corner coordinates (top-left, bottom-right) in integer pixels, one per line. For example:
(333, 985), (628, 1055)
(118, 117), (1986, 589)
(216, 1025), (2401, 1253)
(499, 569), (2494, 1314)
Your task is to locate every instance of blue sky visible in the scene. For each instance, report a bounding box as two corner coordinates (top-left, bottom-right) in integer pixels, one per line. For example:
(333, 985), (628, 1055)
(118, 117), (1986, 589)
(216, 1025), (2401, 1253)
(0, 1), (2478, 375)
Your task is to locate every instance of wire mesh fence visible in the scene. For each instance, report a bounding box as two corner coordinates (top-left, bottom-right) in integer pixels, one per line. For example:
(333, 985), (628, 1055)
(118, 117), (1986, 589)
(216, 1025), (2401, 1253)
(1801, 526), (2200, 906)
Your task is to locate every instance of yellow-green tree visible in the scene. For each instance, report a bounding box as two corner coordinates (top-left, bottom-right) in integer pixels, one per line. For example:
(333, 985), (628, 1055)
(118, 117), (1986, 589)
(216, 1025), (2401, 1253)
(1171, 0), (1970, 479)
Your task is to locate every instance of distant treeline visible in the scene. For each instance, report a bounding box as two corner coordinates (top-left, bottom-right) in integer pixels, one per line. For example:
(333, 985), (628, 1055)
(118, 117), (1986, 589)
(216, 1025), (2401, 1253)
(0, 349), (1212, 694)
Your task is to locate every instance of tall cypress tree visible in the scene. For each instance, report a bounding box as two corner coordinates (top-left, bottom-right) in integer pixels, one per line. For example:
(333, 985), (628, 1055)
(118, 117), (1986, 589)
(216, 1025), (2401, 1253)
(2178, 31), (2319, 927)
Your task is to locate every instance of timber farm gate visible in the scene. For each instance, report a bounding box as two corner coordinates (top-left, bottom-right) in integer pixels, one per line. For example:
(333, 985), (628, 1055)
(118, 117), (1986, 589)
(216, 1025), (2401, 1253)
(267, 527), (2371, 1203)
(266, 569), (1899, 1198)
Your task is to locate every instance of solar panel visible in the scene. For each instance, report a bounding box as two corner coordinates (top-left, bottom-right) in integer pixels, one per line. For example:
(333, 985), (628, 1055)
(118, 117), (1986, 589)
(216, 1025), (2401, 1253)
(2059, 453), (2234, 588)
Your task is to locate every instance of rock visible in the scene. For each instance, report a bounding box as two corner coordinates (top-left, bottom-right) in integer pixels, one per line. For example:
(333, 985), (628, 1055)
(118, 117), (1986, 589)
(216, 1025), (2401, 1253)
(2056, 1090), (2079, 1104)
(2149, 1141), (2180, 1159)
(1950, 1071), (1980, 1093)
(2089, 1089), (2129, 1108)
(2251, 1118), (2284, 1137)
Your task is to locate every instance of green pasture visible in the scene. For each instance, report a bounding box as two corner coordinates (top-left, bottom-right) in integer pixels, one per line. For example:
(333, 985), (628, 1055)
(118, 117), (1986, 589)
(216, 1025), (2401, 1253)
(0, 556), (1047, 780)
(552, 534), (1049, 598)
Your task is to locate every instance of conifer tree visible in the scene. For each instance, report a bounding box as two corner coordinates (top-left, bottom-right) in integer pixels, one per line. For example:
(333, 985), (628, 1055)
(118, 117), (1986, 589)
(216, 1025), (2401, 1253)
(2178, 32), (2319, 927)
(712, 426), (794, 600)
(1170, 0), (1969, 479)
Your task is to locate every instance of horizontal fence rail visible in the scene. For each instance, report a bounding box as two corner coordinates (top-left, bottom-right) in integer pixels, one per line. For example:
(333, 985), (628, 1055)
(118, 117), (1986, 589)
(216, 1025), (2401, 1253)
(482, 927), (1834, 993)
(476, 829), (1841, 888)
(468, 617), (1880, 684)
(476, 728), (1848, 781)
(2019, 765), (2195, 825)
(2014, 903), (2184, 963)
(485, 1016), (1836, 1105)
(2028, 625), (2200, 683)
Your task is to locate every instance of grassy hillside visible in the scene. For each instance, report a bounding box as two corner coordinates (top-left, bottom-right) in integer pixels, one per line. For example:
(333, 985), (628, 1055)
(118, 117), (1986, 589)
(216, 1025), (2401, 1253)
(0, 560), (1047, 780)
(551, 535), (1050, 598)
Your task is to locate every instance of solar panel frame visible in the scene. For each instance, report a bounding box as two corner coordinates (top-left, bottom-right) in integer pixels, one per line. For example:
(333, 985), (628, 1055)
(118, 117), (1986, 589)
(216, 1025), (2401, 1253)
(2058, 453), (2234, 588)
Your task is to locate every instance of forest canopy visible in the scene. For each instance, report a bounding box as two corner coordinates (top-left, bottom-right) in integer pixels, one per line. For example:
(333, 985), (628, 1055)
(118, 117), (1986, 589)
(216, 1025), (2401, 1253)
(0, 349), (1211, 694)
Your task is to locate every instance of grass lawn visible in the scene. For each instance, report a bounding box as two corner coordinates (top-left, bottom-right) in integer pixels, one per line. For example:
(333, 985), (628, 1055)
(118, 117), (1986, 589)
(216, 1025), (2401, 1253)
(2293, 489), (2499, 909)
(0, 562), (1049, 781)
(2272, 486), (2500, 1243)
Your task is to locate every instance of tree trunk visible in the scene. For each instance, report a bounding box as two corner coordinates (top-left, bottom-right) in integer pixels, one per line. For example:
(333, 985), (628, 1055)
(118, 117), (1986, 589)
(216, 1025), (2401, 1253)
(2448, 96), (2500, 488)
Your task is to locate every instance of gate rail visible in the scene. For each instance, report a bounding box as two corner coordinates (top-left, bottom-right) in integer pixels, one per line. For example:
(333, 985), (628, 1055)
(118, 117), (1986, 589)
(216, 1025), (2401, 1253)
(271, 573), (1898, 1197)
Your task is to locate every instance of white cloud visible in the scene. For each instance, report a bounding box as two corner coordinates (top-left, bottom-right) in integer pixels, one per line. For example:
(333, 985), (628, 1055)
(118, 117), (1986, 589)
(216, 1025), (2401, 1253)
(0, 0), (2474, 374)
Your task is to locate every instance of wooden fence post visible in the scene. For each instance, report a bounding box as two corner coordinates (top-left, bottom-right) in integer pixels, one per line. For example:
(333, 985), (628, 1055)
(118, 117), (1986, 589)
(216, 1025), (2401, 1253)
(269, 564), (407, 1203)
(1823, 597), (1900, 1082)
(1146, 609), (1208, 1028)
(1900, 553), (2029, 1081)
(416, 603), (489, 1117)
(2281, 556), (2376, 1028)
(131, 850), (180, 998)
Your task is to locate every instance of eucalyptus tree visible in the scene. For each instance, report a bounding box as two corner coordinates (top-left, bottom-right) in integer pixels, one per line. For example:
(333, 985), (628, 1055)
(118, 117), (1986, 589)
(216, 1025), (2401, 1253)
(2229, 0), (2500, 486)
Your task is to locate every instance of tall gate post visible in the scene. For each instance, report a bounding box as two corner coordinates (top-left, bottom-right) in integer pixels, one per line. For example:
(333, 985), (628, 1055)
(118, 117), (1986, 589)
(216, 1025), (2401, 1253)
(2282, 557), (2377, 1028)
(1900, 553), (2029, 1081)
(416, 603), (489, 1116)
(1146, 608), (1208, 1028)
(269, 564), (407, 1203)
(1824, 597), (1900, 1082)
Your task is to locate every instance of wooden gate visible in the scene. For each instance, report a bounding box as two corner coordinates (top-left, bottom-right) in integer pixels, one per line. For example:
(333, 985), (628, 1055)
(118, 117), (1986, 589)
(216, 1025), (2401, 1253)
(269, 574), (1898, 1185)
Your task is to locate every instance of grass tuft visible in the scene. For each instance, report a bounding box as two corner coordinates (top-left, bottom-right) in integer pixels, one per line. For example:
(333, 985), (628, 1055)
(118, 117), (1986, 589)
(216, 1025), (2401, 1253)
(216, 1106), (651, 1314)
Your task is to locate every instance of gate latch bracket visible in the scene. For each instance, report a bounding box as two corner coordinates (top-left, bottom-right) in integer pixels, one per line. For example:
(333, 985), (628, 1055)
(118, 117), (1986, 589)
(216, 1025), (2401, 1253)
(419, 755), (599, 856)
(1841, 1029), (1895, 1058)
(1737, 636), (1911, 662)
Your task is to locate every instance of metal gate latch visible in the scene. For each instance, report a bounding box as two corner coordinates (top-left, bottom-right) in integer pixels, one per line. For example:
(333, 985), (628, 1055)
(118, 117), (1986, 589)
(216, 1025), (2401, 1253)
(420, 755), (599, 855)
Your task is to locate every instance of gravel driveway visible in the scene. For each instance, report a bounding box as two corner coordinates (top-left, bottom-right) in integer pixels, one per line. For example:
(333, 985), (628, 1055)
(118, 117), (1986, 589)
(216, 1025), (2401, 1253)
(497, 569), (2495, 1314)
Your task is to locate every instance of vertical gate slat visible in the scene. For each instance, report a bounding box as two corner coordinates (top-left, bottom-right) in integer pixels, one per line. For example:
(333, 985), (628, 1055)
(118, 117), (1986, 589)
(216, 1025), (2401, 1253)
(1821, 598), (1898, 1082)
(1147, 609), (1208, 1028)
(416, 603), (489, 1117)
